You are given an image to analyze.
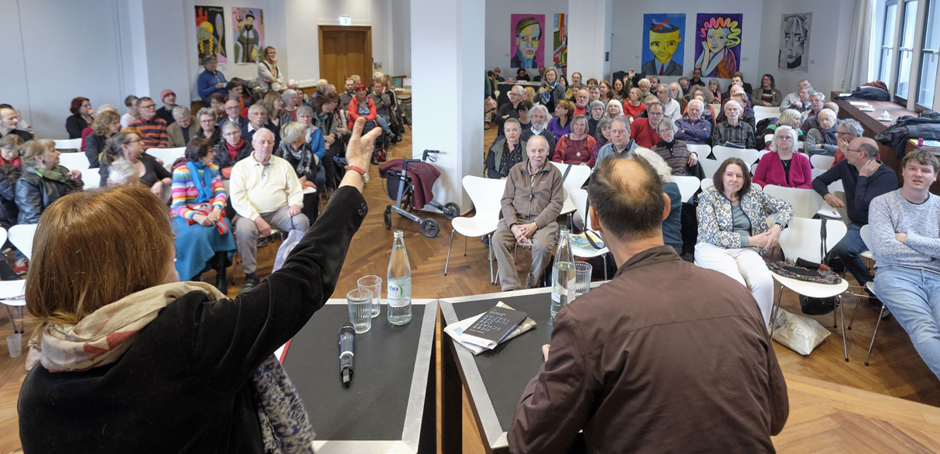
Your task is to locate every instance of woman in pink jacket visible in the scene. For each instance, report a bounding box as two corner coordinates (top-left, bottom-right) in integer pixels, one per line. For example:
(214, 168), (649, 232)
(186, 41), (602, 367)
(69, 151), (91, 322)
(752, 125), (812, 189)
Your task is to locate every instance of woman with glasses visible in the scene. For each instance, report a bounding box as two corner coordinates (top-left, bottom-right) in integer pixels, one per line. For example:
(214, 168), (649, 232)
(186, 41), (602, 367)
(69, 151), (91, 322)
(98, 131), (172, 194)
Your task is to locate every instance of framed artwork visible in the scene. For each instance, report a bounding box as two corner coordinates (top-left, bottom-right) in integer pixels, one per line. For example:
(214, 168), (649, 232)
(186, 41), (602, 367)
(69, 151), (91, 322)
(232, 7), (264, 64)
(553, 13), (567, 66)
(642, 14), (686, 76)
(779, 13), (812, 72)
(510, 14), (544, 69)
(195, 6), (226, 64)
(693, 14), (743, 79)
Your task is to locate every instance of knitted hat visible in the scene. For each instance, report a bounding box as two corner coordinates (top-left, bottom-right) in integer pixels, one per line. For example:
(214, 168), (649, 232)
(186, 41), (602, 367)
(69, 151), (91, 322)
(160, 89), (176, 102)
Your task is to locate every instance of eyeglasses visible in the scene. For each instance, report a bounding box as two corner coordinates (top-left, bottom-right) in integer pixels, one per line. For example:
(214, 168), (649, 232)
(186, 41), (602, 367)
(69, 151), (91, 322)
(139, 105), (155, 110)
(837, 131), (854, 137)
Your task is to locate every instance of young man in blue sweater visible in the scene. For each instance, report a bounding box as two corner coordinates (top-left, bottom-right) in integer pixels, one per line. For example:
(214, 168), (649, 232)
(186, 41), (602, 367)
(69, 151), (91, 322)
(812, 137), (898, 291)
(869, 150), (940, 380)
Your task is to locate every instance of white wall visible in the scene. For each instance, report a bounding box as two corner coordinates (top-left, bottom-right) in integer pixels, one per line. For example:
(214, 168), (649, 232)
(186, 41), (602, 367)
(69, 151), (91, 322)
(388, 0), (412, 77)
(609, 0), (764, 89)
(483, 0), (568, 76)
(757, 0), (856, 98)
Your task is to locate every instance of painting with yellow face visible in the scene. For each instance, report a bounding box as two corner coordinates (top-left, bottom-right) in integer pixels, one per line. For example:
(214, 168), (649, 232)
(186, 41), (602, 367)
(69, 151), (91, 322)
(641, 14), (685, 76)
(694, 14), (743, 79)
(511, 14), (544, 69)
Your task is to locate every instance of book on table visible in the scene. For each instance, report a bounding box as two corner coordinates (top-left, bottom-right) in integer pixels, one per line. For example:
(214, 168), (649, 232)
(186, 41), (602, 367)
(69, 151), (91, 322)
(445, 302), (535, 353)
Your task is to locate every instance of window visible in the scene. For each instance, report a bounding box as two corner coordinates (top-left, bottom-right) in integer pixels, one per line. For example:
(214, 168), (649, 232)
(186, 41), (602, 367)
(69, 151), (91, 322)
(880, 1), (898, 83)
(918, 0), (940, 106)
(896, 0), (919, 100)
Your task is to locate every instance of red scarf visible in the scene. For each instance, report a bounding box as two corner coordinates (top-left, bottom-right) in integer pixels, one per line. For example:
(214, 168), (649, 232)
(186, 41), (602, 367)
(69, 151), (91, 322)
(225, 139), (244, 160)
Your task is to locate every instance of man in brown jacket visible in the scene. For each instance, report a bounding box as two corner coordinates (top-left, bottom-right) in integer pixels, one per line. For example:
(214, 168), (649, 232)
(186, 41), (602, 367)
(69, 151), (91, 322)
(508, 157), (788, 453)
(492, 135), (564, 291)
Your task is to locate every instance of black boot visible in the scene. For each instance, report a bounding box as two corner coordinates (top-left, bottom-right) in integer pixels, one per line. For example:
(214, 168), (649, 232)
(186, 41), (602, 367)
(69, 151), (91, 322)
(214, 252), (228, 295)
(240, 272), (259, 294)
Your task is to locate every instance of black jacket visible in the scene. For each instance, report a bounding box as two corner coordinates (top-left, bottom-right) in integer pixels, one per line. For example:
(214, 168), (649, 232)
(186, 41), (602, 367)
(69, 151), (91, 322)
(18, 187), (368, 453)
(15, 169), (82, 224)
(213, 140), (254, 175)
(65, 114), (88, 139)
(84, 133), (108, 168)
(0, 165), (20, 229)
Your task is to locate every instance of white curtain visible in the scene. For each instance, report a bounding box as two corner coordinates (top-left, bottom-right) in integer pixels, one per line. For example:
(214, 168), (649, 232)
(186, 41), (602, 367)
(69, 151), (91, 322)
(844, 0), (875, 90)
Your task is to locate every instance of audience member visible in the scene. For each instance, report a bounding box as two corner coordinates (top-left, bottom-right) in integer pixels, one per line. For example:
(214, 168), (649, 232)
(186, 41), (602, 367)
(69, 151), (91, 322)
(605, 99), (624, 119)
(275, 122), (320, 223)
(869, 150), (940, 380)
(637, 78), (651, 99)
(121, 95), (140, 128)
(516, 100), (533, 129)
(597, 116), (638, 164)
(598, 81), (613, 103)
(492, 135), (563, 291)
(649, 76), (661, 94)
(312, 95), (343, 187)
(494, 85), (526, 134)
(657, 85), (681, 121)
(106, 160), (140, 187)
(170, 138), (235, 292)
(339, 78), (356, 109)
(537, 68), (566, 112)
(652, 117), (696, 175)
(779, 79), (812, 112)
(622, 88), (645, 119)
(552, 115), (596, 167)
(570, 72), (582, 87)
(675, 99), (712, 145)
(128, 97), (169, 149)
(349, 83), (390, 137)
(487, 119), (526, 179)
(572, 89), (589, 117)
(591, 116), (613, 157)
(167, 106), (197, 148)
(208, 93), (226, 119)
(493, 67), (506, 82)
(66, 97), (94, 139)
(753, 126), (812, 188)
(218, 99), (249, 131)
(262, 91), (289, 142)
(687, 87), (717, 125)
(213, 120), (253, 179)
(753, 74), (782, 107)
(708, 79), (722, 104)
(226, 80), (247, 115)
(194, 107), (221, 146)
(230, 128), (309, 293)
(516, 68), (531, 82)
(711, 100), (756, 149)
(668, 82), (687, 111)
(716, 86), (756, 129)
(257, 46), (286, 93)
(243, 104), (267, 143)
(813, 137), (898, 290)
(630, 102), (664, 148)
(799, 91), (827, 135)
(588, 85), (601, 103)
(805, 108), (840, 157)
(84, 111), (122, 168)
(0, 106), (32, 142)
(689, 68), (705, 87)
(15, 140), (84, 224)
(832, 119), (864, 165)
(197, 55), (228, 104)
(155, 90), (178, 126)
(547, 100), (573, 140)
(633, 148), (684, 253)
(612, 78), (626, 102)
(0, 135), (23, 167)
(678, 77), (691, 97)
(99, 131), (173, 194)
(371, 81), (402, 142)
(696, 158), (794, 325)
(509, 156), (787, 454)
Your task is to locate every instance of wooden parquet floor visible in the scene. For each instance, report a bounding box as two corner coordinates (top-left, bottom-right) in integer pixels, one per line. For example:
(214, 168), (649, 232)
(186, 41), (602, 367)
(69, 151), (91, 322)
(0, 127), (938, 453)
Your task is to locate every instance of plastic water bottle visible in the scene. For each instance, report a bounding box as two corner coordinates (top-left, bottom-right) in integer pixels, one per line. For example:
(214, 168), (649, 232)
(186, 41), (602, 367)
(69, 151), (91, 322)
(387, 230), (413, 325)
(550, 228), (576, 322)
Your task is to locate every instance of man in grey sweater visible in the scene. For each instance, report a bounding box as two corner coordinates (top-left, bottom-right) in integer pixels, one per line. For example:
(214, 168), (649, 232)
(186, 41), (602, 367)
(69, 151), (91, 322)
(869, 150), (940, 380)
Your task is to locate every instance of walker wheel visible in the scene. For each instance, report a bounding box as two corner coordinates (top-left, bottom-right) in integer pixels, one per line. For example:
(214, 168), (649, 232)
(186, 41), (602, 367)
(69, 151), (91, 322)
(420, 219), (440, 238)
(384, 206), (392, 230)
(442, 202), (461, 220)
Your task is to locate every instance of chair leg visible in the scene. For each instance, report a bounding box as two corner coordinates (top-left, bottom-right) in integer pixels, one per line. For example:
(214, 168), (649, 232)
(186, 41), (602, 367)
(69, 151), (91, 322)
(444, 229), (455, 276)
(848, 292), (864, 330)
(489, 234), (495, 285)
(770, 285), (784, 336)
(833, 295), (838, 329)
(840, 295), (848, 362)
(865, 305), (887, 366)
(464, 236), (468, 256)
(603, 255), (608, 281)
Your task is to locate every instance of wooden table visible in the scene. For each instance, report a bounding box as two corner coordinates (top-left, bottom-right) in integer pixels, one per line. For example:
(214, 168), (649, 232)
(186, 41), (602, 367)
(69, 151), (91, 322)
(833, 95), (940, 195)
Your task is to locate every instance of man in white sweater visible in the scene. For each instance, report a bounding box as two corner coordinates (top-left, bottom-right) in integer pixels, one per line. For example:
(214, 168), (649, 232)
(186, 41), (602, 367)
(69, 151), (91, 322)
(230, 128), (309, 292)
(869, 150), (940, 379)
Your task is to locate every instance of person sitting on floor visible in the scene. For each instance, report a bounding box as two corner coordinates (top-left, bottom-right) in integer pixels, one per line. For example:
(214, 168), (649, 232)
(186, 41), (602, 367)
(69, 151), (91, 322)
(869, 150), (940, 381)
(508, 156), (788, 454)
(170, 138), (236, 293)
(229, 128), (309, 293)
(492, 135), (564, 291)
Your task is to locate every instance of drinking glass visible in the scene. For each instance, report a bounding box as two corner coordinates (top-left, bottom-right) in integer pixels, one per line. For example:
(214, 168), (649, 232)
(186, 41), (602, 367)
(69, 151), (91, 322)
(346, 288), (373, 334)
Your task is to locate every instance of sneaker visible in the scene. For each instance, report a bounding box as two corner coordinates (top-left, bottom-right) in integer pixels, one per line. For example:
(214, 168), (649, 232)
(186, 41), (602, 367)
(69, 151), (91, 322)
(240, 273), (259, 294)
(13, 258), (27, 275)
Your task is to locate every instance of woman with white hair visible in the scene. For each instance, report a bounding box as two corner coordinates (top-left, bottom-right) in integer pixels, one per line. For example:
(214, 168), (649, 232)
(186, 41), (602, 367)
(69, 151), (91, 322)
(281, 89), (299, 120)
(752, 125), (812, 188)
(274, 122), (320, 222)
(106, 160), (140, 187)
(631, 148), (683, 255)
(604, 99), (624, 119)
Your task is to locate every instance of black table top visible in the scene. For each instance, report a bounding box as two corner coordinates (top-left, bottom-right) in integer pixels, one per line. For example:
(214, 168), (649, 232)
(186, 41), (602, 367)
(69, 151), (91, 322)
(282, 300), (436, 452)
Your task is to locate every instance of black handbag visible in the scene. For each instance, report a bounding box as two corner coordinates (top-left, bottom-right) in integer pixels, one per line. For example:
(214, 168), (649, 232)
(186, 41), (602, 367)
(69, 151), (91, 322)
(799, 218), (836, 315)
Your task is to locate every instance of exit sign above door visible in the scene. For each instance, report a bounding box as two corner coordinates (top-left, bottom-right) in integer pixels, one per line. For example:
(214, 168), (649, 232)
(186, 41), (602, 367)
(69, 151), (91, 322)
(339, 16), (352, 25)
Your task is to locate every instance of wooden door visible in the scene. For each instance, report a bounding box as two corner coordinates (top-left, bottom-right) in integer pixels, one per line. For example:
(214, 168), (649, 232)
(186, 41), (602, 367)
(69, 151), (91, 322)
(319, 26), (373, 89)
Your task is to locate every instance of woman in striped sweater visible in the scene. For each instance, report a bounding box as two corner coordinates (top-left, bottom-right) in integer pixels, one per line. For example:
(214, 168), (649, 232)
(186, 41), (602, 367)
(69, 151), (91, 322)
(170, 138), (236, 293)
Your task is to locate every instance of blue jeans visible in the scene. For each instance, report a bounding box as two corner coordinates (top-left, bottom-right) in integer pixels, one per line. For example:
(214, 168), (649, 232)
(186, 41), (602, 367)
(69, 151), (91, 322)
(875, 266), (940, 380)
(833, 222), (872, 286)
(376, 115), (392, 135)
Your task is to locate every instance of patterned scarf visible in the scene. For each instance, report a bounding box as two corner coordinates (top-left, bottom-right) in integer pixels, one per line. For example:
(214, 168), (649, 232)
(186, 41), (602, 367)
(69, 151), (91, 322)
(30, 165), (70, 184)
(37, 281), (315, 453)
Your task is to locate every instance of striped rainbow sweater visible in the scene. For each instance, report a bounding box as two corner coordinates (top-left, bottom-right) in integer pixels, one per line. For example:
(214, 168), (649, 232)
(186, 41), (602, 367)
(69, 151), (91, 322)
(171, 163), (227, 220)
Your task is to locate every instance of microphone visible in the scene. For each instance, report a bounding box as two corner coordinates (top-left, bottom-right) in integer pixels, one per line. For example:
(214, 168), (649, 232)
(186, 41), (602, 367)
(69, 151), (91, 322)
(338, 323), (355, 387)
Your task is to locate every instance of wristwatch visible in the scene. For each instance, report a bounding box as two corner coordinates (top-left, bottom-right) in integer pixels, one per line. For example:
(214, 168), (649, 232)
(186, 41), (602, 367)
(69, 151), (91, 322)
(347, 165), (367, 176)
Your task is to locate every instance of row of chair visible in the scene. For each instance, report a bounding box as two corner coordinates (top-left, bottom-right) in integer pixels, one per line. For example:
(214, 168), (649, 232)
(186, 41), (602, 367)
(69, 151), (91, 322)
(57, 147), (186, 173)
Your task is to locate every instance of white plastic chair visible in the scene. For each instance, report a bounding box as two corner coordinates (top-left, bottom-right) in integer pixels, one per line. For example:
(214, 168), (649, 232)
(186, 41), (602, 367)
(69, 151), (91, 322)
(53, 138), (82, 150)
(851, 224), (888, 365)
(81, 168), (101, 189)
(712, 146), (760, 167)
(551, 162), (591, 217)
(762, 185), (825, 219)
(810, 155), (835, 170)
(769, 217), (850, 361)
(699, 159), (722, 181)
(686, 143), (711, 160)
(146, 147), (187, 172)
(58, 152), (90, 171)
(673, 176), (700, 203)
(9, 224), (37, 260)
(754, 106), (781, 124)
(568, 188), (609, 280)
(700, 178), (714, 191)
(444, 176), (506, 284)
(764, 133), (774, 144)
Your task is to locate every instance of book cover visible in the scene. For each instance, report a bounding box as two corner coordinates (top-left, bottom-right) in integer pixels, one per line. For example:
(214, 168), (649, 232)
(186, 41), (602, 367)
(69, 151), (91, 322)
(460, 306), (528, 350)
(444, 302), (537, 354)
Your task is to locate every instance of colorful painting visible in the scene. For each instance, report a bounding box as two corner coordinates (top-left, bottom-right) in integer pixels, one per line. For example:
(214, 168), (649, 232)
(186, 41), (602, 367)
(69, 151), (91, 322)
(510, 14), (545, 69)
(641, 14), (685, 77)
(779, 13), (812, 72)
(553, 13), (567, 66)
(693, 14), (743, 79)
(232, 7), (264, 64)
(195, 6), (226, 64)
